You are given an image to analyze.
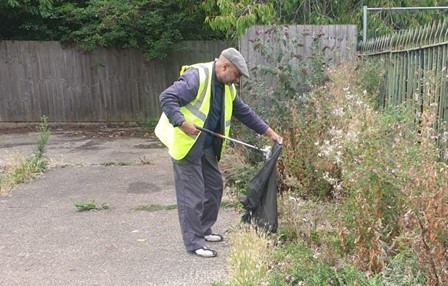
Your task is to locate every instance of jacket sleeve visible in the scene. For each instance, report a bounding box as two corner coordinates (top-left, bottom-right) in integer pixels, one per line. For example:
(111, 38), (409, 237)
(159, 69), (199, 126)
(232, 95), (269, 135)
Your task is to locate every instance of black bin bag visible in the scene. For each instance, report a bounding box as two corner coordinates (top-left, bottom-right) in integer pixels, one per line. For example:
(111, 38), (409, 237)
(240, 142), (282, 233)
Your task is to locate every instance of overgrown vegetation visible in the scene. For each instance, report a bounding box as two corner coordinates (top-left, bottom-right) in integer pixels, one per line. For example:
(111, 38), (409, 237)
(0, 116), (50, 194)
(222, 27), (448, 285)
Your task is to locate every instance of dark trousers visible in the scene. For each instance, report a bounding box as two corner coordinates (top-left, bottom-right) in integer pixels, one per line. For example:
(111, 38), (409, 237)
(172, 147), (223, 252)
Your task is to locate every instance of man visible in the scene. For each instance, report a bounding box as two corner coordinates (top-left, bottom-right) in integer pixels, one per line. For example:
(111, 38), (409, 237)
(155, 48), (282, 258)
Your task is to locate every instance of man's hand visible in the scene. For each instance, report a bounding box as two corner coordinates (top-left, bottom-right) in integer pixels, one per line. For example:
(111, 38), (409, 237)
(264, 128), (283, 144)
(179, 121), (200, 136)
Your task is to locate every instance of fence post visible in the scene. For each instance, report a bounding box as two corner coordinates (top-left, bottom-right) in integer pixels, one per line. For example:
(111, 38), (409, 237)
(363, 6), (368, 43)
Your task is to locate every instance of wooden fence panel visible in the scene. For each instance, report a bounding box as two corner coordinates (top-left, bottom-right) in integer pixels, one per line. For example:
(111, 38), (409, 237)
(0, 40), (228, 122)
(239, 24), (357, 72)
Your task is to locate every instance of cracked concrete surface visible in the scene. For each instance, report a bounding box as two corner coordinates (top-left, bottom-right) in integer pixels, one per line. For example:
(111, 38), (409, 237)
(0, 128), (239, 286)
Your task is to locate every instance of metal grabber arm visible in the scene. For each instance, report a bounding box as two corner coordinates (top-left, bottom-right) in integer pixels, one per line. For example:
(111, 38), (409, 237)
(194, 125), (271, 158)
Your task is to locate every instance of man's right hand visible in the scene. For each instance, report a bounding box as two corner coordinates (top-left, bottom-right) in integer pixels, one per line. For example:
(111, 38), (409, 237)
(264, 127), (283, 144)
(179, 121), (200, 136)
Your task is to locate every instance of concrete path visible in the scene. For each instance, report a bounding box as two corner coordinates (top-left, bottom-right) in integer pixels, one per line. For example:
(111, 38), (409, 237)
(0, 128), (239, 286)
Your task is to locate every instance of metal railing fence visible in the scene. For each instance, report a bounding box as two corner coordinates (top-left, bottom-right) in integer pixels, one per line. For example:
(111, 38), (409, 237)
(359, 21), (448, 130)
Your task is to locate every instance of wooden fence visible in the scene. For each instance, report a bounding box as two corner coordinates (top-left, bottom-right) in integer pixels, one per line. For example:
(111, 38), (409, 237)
(0, 25), (357, 123)
(359, 21), (448, 126)
(240, 25), (358, 71)
(0, 40), (228, 123)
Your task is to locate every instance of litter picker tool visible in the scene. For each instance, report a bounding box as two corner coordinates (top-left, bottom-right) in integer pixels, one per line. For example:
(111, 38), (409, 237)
(195, 125), (271, 159)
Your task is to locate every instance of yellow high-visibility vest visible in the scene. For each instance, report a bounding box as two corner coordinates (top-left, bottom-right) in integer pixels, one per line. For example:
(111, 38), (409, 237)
(155, 62), (236, 160)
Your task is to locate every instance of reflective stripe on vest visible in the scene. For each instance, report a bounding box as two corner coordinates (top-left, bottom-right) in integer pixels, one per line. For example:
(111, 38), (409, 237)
(155, 62), (236, 160)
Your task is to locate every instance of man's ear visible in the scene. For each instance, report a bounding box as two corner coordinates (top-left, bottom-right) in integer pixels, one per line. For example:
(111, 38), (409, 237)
(222, 62), (229, 71)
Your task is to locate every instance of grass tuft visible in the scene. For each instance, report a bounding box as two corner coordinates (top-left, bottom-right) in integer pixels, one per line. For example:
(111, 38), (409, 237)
(226, 226), (274, 286)
(0, 116), (50, 194)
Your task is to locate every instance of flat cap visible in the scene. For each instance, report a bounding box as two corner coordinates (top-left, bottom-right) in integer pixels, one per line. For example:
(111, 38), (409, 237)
(220, 48), (249, 78)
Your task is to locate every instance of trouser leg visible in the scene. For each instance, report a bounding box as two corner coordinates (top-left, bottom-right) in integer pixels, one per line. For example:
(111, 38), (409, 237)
(172, 157), (205, 252)
(201, 147), (224, 236)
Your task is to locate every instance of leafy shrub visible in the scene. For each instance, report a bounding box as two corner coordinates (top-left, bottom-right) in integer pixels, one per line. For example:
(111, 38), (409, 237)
(235, 25), (333, 198)
(242, 25), (329, 129)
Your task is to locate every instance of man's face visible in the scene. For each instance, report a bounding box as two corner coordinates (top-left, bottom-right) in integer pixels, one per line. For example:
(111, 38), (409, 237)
(219, 61), (242, 85)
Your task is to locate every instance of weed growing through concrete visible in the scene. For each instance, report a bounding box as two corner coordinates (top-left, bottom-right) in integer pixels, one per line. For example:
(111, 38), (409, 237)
(134, 204), (177, 212)
(101, 161), (132, 166)
(138, 155), (152, 165)
(72, 199), (109, 212)
(36, 115), (50, 158)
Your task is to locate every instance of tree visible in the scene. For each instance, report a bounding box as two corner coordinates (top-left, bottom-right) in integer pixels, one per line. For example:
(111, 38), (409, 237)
(202, 0), (275, 38)
(0, 0), (54, 13)
(58, 0), (224, 59)
(201, 0), (448, 40)
(0, 0), (223, 60)
(0, 0), (59, 40)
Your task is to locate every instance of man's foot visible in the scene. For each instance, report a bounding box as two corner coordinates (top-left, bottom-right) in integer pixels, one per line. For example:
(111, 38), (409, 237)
(192, 246), (217, 258)
(204, 233), (224, 242)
